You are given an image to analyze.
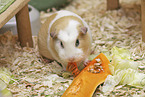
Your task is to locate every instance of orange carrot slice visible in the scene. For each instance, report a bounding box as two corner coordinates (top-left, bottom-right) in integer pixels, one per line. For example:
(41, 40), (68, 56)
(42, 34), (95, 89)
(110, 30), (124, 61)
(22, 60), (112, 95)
(66, 62), (80, 77)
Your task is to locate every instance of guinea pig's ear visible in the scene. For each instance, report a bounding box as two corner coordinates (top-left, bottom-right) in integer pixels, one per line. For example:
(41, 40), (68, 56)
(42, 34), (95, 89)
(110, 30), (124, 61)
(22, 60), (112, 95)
(80, 27), (88, 34)
(50, 32), (57, 38)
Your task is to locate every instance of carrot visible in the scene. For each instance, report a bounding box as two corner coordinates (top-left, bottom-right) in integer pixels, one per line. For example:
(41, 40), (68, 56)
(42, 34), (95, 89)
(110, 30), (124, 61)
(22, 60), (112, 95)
(66, 62), (80, 77)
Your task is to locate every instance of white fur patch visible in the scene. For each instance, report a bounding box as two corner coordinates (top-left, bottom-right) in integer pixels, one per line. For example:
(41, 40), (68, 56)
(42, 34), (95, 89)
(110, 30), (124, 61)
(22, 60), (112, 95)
(56, 20), (84, 62)
(58, 20), (79, 42)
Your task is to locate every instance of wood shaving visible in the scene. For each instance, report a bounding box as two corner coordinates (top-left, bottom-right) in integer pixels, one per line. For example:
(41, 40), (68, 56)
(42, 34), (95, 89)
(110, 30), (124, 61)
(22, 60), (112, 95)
(0, 0), (145, 96)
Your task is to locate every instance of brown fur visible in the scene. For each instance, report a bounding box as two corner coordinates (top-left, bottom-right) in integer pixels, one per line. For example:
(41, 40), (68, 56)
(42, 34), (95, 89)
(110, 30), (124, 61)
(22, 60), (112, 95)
(38, 13), (57, 60)
(78, 31), (91, 58)
(50, 16), (84, 33)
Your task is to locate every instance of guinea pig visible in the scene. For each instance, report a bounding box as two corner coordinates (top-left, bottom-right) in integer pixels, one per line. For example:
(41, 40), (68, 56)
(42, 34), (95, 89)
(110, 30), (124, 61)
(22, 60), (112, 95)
(38, 10), (92, 70)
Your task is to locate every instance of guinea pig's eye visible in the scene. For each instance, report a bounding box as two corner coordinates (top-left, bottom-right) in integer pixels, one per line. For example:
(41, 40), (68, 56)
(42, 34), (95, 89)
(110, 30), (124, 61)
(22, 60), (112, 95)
(75, 39), (79, 47)
(60, 41), (64, 48)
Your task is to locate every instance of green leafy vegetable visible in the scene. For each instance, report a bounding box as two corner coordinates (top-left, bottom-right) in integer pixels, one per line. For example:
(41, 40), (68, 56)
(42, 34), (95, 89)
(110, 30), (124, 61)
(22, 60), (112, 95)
(111, 46), (139, 74)
(102, 46), (145, 94)
(0, 67), (14, 97)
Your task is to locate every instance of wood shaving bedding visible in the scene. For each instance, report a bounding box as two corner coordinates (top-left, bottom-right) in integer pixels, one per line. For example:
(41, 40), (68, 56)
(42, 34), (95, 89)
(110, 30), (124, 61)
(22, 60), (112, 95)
(0, 0), (145, 96)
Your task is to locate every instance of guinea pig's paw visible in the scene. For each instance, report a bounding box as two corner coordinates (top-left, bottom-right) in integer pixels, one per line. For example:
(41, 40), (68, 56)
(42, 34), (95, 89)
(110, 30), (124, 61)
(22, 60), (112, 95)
(41, 57), (53, 63)
(83, 59), (91, 67)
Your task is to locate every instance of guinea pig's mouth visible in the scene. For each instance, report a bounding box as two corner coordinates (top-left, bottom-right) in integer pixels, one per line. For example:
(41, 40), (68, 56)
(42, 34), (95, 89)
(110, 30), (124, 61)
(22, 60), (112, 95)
(68, 58), (76, 63)
(59, 53), (84, 63)
(67, 56), (84, 63)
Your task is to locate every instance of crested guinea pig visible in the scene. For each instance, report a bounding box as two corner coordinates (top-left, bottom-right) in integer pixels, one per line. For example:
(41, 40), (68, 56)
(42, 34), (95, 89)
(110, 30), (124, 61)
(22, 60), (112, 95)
(38, 10), (92, 70)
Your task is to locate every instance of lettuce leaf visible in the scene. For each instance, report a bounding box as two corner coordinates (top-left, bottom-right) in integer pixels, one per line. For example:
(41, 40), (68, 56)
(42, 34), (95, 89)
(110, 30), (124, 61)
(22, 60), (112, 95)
(0, 68), (12, 84)
(102, 46), (144, 94)
(111, 46), (139, 74)
(0, 67), (13, 97)
(102, 70), (124, 93)
(111, 46), (131, 60)
(0, 79), (7, 91)
(1, 88), (12, 97)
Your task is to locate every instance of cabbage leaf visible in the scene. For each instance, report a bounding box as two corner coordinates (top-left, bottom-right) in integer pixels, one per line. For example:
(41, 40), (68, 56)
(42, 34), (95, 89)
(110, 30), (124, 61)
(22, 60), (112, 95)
(102, 46), (145, 94)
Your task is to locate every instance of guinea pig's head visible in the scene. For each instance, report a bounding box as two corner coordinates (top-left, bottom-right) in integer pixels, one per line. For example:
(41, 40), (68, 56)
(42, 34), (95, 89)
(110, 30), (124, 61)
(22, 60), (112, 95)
(50, 19), (91, 63)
